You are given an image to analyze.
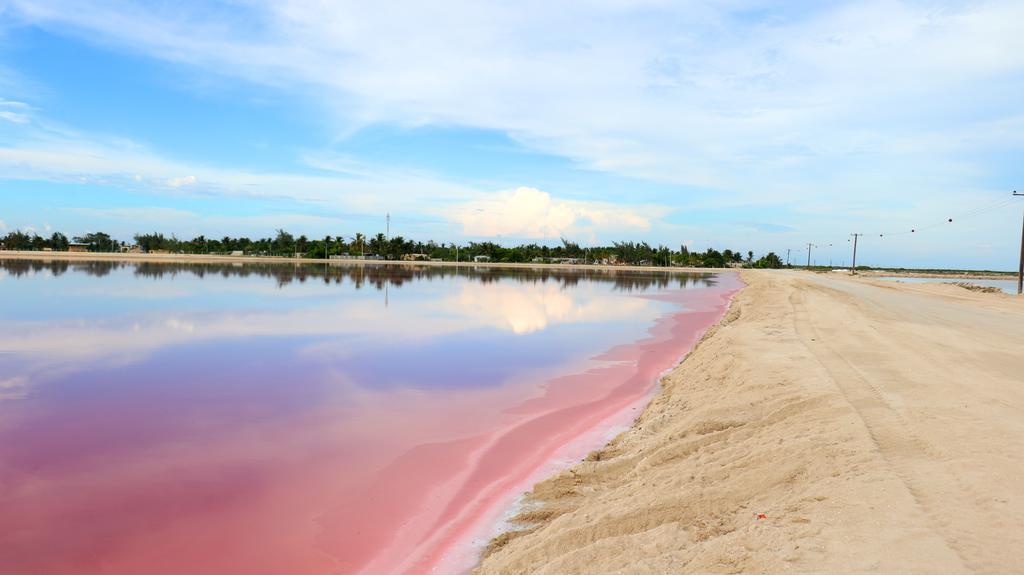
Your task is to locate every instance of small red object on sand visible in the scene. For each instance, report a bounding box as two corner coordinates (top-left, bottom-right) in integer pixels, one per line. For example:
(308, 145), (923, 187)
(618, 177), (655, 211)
(756, 513), (768, 520)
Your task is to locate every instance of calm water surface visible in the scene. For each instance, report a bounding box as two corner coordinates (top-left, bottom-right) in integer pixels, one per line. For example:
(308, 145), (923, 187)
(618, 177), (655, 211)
(0, 260), (740, 574)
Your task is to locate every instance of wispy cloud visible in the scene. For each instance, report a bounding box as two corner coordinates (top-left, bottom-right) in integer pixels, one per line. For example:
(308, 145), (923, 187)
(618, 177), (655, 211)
(0, 101), (675, 239)
(0, 98), (31, 123)
(6, 0), (1023, 204)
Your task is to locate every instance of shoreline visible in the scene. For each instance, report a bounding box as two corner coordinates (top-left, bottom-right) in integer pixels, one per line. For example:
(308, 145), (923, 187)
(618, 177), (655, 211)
(2, 251), (1014, 279)
(469, 274), (747, 572)
(429, 275), (743, 574)
(474, 270), (1024, 574)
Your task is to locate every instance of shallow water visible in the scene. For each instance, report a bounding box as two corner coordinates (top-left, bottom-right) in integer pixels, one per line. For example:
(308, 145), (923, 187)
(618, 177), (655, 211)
(874, 275), (1019, 294)
(0, 260), (740, 574)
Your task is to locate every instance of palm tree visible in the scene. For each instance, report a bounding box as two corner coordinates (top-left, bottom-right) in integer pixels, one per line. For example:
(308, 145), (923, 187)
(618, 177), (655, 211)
(370, 233), (386, 258)
(352, 233), (366, 257)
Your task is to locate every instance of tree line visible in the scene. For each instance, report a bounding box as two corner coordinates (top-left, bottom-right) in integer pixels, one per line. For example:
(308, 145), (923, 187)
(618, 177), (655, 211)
(0, 228), (786, 268)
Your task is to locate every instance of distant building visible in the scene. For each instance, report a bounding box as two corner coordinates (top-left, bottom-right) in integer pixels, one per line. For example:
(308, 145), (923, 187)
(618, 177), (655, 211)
(473, 255), (491, 263)
(68, 243), (89, 253)
(230, 250), (244, 257)
(401, 253), (430, 261)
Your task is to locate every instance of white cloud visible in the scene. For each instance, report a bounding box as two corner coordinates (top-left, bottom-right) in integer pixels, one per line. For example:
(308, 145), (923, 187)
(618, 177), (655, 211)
(0, 110), (29, 123)
(6, 0), (1023, 204)
(166, 174), (197, 187)
(0, 98), (32, 123)
(453, 186), (660, 240)
(0, 133), (479, 212)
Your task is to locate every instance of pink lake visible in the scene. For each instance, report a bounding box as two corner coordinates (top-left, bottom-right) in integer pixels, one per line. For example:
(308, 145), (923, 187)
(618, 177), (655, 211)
(0, 260), (740, 574)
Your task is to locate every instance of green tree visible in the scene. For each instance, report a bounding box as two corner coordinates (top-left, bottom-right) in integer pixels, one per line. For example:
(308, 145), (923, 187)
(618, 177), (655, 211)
(74, 232), (118, 252)
(351, 233), (366, 257)
(49, 232), (69, 251)
(755, 252), (783, 269)
(272, 229), (295, 255)
(701, 248), (726, 268)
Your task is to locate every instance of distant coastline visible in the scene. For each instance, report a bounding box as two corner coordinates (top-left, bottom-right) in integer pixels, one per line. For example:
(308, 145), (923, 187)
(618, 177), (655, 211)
(0, 250), (731, 273)
(1, 250), (1014, 279)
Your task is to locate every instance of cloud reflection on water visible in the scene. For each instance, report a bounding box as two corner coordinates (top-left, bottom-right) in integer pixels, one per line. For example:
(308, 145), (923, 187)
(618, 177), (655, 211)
(0, 260), (717, 398)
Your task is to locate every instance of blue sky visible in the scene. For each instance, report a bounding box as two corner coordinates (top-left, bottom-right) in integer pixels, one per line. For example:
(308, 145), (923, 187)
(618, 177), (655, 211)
(0, 0), (1022, 269)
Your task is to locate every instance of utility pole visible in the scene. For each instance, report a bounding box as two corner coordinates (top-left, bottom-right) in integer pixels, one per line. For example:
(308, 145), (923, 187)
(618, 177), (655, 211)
(806, 243), (815, 268)
(1015, 191), (1023, 295)
(386, 213), (390, 243)
(850, 233), (863, 275)
(786, 248), (791, 266)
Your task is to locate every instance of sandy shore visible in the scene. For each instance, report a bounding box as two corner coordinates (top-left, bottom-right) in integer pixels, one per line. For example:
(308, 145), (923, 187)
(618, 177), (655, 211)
(475, 270), (1024, 574)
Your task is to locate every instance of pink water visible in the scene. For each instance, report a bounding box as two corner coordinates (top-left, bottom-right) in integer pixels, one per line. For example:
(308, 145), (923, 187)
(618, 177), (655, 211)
(0, 261), (740, 574)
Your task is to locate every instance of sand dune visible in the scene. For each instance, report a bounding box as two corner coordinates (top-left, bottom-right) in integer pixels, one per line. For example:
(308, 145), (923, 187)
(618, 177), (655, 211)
(475, 270), (1024, 574)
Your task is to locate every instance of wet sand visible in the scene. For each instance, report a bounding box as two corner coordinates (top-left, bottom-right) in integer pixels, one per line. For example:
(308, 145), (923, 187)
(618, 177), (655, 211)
(476, 270), (1024, 574)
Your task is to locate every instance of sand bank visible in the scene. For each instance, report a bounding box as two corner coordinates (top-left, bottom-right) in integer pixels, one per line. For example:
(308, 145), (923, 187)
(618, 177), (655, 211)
(476, 270), (1024, 574)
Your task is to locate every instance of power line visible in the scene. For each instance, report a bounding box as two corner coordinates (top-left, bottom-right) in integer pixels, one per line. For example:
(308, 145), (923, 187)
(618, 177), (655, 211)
(873, 196), (1016, 239)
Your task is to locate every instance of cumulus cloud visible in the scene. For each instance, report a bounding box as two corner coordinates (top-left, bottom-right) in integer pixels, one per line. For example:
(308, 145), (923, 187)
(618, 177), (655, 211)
(453, 186), (660, 240)
(166, 175), (197, 187)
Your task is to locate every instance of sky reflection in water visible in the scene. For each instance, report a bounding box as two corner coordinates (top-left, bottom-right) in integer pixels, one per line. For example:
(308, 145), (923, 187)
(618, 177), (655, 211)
(0, 260), (737, 575)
